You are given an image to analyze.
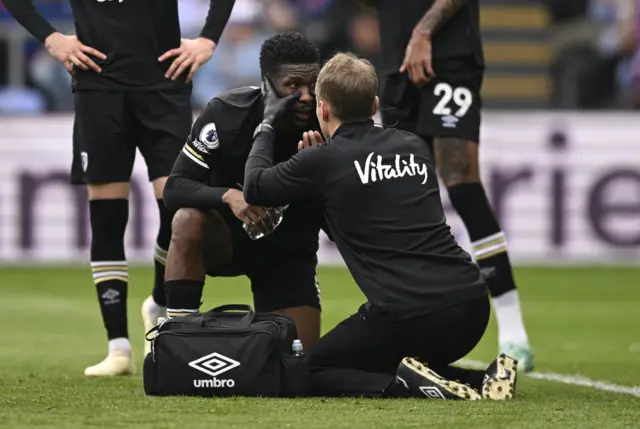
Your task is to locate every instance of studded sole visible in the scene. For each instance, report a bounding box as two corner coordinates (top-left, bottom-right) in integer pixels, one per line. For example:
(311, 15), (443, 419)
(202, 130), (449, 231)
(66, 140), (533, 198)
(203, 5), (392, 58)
(482, 354), (518, 400)
(403, 357), (482, 401)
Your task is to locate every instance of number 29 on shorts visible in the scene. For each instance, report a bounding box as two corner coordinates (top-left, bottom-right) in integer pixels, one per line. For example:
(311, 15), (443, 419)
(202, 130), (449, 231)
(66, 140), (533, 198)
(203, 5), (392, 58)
(432, 83), (473, 118)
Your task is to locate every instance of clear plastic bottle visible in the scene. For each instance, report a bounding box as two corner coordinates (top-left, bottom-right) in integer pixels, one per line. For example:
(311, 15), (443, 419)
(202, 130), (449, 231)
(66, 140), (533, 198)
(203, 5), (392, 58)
(243, 205), (288, 240)
(292, 339), (304, 357)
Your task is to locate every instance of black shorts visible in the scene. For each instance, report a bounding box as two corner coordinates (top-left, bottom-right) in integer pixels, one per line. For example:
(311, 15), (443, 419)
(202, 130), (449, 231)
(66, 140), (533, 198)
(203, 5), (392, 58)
(379, 56), (483, 143)
(204, 208), (321, 313)
(71, 89), (192, 185)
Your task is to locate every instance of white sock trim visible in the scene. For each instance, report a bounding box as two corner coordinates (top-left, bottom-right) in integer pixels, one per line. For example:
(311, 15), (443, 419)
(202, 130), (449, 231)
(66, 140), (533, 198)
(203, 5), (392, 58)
(166, 308), (198, 315)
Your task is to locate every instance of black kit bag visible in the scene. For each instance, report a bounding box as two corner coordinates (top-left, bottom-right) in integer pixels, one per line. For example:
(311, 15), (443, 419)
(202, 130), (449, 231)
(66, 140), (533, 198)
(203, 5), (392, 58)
(143, 304), (307, 397)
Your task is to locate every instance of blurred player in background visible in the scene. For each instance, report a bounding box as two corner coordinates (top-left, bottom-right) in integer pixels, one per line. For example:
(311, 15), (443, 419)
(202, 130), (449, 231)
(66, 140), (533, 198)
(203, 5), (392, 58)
(161, 31), (326, 350)
(364, 0), (534, 371)
(2, 0), (238, 376)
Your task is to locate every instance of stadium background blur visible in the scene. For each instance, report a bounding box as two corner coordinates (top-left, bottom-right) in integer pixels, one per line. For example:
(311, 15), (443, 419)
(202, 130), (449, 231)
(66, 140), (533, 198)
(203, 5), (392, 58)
(1, 2), (639, 427)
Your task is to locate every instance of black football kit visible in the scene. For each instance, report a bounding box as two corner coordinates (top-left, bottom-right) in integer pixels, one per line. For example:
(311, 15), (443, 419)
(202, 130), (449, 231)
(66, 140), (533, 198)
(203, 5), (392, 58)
(374, 0), (485, 143)
(163, 86), (324, 311)
(2, 0), (238, 184)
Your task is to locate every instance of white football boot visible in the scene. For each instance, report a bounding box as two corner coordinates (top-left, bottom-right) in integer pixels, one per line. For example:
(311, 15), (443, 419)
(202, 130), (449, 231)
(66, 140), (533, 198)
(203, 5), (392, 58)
(84, 349), (136, 377)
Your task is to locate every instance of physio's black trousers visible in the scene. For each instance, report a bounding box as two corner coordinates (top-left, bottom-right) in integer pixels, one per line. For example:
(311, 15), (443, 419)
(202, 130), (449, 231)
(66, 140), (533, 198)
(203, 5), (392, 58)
(304, 296), (491, 397)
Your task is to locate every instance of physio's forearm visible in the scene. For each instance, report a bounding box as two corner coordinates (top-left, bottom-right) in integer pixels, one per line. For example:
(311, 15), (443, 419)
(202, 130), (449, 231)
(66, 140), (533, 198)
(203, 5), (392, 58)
(243, 128), (277, 206)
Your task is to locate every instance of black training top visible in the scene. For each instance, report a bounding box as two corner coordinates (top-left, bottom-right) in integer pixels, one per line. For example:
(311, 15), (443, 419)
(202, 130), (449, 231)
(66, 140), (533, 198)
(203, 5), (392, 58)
(371, 0), (484, 70)
(244, 120), (487, 317)
(2, 0), (236, 90)
(164, 86), (326, 262)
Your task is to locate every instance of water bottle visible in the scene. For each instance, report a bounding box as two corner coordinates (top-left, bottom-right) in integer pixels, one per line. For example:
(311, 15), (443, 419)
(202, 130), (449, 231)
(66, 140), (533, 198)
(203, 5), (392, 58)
(292, 339), (304, 357)
(243, 205), (288, 240)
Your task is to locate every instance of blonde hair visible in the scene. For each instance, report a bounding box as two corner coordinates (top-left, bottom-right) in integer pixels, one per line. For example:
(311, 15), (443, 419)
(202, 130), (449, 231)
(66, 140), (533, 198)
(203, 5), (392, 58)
(316, 52), (378, 122)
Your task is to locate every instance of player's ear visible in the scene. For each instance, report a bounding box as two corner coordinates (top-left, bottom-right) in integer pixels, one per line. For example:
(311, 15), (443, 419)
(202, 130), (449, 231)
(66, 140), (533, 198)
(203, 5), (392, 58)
(372, 96), (379, 117)
(320, 101), (330, 122)
(261, 76), (275, 96)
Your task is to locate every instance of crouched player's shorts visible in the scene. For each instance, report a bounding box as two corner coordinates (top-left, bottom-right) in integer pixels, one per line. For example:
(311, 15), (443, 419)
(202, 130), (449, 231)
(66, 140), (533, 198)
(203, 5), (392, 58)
(203, 207), (322, 313)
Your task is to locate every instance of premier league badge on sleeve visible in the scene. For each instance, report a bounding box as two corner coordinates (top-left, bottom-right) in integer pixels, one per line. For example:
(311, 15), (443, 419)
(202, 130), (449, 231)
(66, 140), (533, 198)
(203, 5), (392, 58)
(199, 123), (220, 150)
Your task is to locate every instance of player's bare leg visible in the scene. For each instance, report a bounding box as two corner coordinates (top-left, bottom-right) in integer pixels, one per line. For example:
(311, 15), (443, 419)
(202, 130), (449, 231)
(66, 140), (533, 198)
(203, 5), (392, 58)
(434, 138), (533, 371)
(84, 182), (136, 376)
(163, 208), (232, 320)
(274, 306), (321, 350)
(141, 177), (174, 356)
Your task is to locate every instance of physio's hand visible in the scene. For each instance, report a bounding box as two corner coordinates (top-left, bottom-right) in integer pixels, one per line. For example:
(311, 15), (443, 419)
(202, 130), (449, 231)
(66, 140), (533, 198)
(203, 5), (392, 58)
(159, 37), (216, 83)
(222, 189), (277, 236)
(262, 77), (300, 126)
(298, 130), (324, 152)
(399, 29), (435, 87)
(44, 32), (107, 74)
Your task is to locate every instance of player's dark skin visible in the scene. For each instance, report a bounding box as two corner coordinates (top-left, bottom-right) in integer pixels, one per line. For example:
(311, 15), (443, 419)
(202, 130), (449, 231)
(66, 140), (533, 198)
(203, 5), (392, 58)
(165, 63), (321, 348)
(400, 0), (478, 187)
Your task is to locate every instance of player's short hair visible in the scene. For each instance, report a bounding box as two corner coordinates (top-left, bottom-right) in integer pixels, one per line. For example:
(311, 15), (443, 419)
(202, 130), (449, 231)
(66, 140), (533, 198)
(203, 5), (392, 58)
(316, 52), (378, 123)
(259, 31), (320, 77)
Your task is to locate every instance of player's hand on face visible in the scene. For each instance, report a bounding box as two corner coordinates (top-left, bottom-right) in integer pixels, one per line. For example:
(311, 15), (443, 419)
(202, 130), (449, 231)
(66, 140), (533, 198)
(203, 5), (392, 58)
(158, 37), (216, 83)
(222, 189), (276, 235)
(262, 77), (301, 126)
(400, 29), (435, 87)
(298, 130), (324, 152)
(44, 33), (107, 74)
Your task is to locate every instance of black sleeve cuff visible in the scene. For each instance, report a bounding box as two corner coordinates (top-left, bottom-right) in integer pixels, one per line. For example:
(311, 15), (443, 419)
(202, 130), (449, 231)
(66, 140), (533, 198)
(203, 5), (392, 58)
(200, 0), (237, 44)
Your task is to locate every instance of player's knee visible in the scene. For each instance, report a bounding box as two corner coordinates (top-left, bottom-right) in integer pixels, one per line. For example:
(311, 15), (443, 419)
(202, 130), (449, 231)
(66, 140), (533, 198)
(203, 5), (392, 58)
(151, 177), (168, 199)
(433, 137), (480, 187)
(170, 208), (206, 248)
(87, 182), (130, 200)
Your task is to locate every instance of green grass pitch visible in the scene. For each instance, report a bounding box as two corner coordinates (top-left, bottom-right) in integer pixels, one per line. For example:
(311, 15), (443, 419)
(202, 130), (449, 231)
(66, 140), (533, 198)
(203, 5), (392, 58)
(2, 266), (639, 428)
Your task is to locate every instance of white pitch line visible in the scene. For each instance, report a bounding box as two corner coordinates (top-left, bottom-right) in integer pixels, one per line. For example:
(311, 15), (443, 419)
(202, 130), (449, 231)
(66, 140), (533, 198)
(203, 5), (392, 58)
(458, 359), (640, 398)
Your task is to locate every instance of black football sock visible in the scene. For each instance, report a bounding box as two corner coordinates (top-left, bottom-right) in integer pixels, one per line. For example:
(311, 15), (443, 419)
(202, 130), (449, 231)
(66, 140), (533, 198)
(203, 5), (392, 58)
(89, 199), (129, 343)
(151, 200), (172, 307)
(447, 183), (516, 297)
(165, 280), (204, 318)
(447, 183), (529, 345)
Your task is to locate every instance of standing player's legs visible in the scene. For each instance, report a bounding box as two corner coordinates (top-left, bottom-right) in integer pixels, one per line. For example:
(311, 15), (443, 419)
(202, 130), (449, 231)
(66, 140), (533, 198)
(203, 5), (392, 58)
(415, 58), (533, 371)
(72, 90), (136, 376)
(128, 90), (192, 354)
(138, 175), (174, 355)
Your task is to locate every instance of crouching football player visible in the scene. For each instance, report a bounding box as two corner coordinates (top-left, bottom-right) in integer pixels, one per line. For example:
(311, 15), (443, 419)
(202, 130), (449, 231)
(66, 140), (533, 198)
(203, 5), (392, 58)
(151, 32), (327, 350)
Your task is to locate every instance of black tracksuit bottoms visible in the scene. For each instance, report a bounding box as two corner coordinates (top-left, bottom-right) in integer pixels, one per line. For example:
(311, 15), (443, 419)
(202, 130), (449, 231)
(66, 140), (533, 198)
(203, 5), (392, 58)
(304, 295), (491, 397)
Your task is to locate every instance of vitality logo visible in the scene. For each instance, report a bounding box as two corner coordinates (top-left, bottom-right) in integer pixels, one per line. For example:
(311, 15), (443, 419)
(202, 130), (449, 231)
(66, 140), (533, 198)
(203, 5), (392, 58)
(188, 352), (240, 388)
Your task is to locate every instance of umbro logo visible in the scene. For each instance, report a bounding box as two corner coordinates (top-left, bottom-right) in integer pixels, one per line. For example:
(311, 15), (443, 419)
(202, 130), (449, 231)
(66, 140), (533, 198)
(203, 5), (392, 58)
(190, 352), (240, 389)
(101, 289), (119, 300)
(480, 266), (497, 279)
(188, 352), (240, 377)
(420, 386), (446, 399)
(101, 288), (120, 305)
(442, 115), (459, 129)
